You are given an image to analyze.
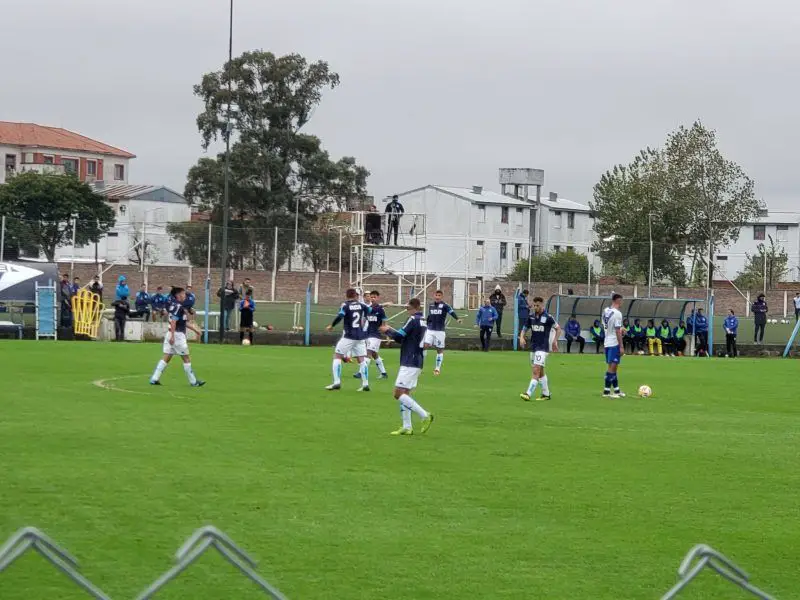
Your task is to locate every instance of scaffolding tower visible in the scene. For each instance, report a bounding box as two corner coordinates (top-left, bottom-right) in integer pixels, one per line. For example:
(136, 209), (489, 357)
(348, 211), (429, 304)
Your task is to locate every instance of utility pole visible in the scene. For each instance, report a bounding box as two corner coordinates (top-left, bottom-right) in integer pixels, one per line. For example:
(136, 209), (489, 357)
(218, 0), (234, 342)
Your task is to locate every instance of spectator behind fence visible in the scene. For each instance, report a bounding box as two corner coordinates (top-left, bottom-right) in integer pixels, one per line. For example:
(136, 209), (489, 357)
(217, 281), (239, 330)
(694, 309), (709, 356)
(184, 285), (196, 317)
(724, 309), (738, 358)
(238, 278), (253, 299)
(115, 275), (129, 301)
(794, 292), (800, 321)
(151, 286), (169, 322)
(673, 321), (687, 356)
(517, 289), (530, 342)
(111, 295), (131, 341)
(89, 275), (103, 300)
(489, 285), (507, 337)
(752, 294), (767, 344)
(135, 284), (151, 320)
(475, 298), (499, 351)
(565, 314), (585, 353)
(70, 276), (81, 296)
(59, 273), (73, 328)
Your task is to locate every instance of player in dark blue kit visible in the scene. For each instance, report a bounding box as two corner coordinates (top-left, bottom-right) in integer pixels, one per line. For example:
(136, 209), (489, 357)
(379, 298), (434, 436)
(518, 296), (561, 401)
(326, 288), (371, 391)
(354, 290), (389, 380)
(424, 290), (462, 375)
(149, 287), (205, 387)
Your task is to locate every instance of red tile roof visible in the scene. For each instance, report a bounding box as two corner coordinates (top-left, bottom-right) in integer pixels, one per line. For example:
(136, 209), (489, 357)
(0, 122), (135, 158)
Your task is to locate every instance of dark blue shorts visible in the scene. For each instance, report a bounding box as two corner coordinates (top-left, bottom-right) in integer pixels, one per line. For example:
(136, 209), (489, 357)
(605, 346), (621, 365)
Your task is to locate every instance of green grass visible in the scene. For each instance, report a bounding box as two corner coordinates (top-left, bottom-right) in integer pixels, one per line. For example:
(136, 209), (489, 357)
(0, 343), (798, 599)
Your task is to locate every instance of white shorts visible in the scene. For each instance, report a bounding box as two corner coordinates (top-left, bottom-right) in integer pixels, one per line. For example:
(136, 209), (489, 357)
(395, 366), (421, 390)
(530, 351), (548, 367)
(366, 337), (382, 353)
(423, 330), (446, 349)
(335, 337), (367, 358)
(163, 331), (189, 356)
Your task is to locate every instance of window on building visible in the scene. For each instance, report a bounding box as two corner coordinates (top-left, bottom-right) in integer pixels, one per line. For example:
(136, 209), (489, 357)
(87, 160), (97, 176)
(567, 212), (575, 229)
(5, 154), (16, 173)
(716, 255), (728, 261)
(107, 232), (119, 237)
(553, 211), (562, 228)
(553, 245), (561, 252)
(753, 225), (766, 240)
(567, 246), (574, 252)
(513, 243), (523, 261)
(43, 155), (54, 165)
(777, 225), (789, 242)
(501, 206), (509, 224)
(62, 158), (78, 175)
(500, 242), (507, 260)
(515, 208), (523, 227)
(475, 240), (485, 261)
(477, 205), (486, 223)
(114, 164), (125, 181)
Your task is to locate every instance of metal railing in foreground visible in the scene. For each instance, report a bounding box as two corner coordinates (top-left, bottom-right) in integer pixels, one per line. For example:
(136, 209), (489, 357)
(0, 525), (288, 599)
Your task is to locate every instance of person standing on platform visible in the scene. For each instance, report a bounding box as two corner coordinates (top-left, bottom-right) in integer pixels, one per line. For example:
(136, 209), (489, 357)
(385, 195), (404, 245)
(475, 298), (499, 351)
(111, 295), (131, 341)
(115, 275), (129, 301)
(794, 292), (800, 321)
(89, 275), (104, 300)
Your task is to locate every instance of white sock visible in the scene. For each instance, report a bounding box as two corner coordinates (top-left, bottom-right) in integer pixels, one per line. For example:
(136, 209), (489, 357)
(151, 359), (167, 382)
(540, 375), (550, 396)
(526, 379), (538, 396)
(399, 393), (428, 419)
(364, 357), (371, 368)
(332, 358), (342, 385)
(359, 361), (369, 386)
(375, 357), (387, 375)
(401, 404), (412, 429)
(435, 353), (444, 371)
(183, 362), (197, 385)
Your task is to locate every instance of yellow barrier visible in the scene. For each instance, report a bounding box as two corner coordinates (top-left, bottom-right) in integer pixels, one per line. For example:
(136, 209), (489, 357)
(71, 289), (104, 339)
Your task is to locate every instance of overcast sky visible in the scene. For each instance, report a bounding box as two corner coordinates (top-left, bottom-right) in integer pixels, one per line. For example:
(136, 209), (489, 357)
(3, 0), (799, 209)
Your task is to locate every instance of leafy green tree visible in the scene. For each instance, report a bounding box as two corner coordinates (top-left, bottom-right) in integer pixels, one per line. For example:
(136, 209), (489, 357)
(734, 236), (789, 291)
(509, 249), (590, 282)
(179, 51), (369, 270)
(0, 172), (114, 261)
(591, 122), (759, 286)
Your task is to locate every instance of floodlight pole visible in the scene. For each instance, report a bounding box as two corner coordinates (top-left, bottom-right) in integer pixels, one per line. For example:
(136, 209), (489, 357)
(0, 215), (5, 262)
(70, 214), (78, 280)
(218, 0), (234, 343)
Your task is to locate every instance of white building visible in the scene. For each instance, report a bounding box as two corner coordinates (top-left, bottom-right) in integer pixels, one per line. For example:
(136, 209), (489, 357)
(714, 212), (800, 281)
(0, 121), (134, 185)
(372, 185), (595, 278)
(55, 184), (192, 267)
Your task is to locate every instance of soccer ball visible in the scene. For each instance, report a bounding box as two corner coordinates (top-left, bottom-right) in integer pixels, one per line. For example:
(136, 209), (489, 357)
(242, 338), (251, 346)
(638, 385), (653, 398)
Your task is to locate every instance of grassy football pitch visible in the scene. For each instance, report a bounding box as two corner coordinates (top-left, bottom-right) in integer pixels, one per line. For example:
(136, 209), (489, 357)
(0, 342), (798, 599)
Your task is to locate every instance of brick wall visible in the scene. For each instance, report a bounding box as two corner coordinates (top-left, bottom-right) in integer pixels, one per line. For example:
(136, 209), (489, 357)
(60, 263), (796, 316)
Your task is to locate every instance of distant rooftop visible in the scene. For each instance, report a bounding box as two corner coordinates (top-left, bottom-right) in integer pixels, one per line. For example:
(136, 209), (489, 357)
(0, 121), (135, 159)
(397, 185), (591, 211)
(91, 183), (185, 204)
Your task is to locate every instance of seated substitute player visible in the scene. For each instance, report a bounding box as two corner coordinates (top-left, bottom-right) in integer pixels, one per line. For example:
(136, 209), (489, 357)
(602, 293), (625, 398)
(424, 290), (462, 375)
(518, 296), (561, 401)
(149, 287), (205, 387)
(239, 290), (256, 345)
(645, 319), (662, 356)
(326, 288), (371, 391)
(355, 290), (389, 380)
(378, 298), (434, 436)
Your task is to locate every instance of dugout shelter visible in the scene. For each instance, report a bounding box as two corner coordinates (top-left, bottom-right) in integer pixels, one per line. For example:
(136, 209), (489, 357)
(511, 292), (712, 352)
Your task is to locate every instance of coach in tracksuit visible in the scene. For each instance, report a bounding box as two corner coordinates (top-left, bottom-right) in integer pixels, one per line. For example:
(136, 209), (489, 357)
(475, 299), (499, 351)
(517, 290), (530, 343)
(724, 309), (738, 357)
(564, 314), (585, 353)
